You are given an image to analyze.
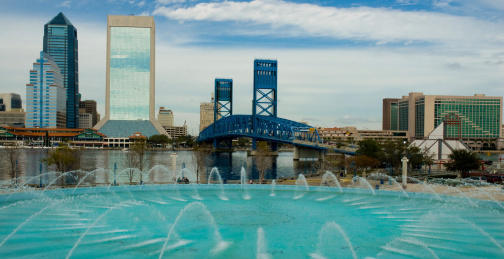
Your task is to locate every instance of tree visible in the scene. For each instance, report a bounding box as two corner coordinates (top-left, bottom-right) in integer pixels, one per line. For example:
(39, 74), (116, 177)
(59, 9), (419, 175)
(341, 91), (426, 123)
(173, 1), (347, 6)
(357, 139), (383, 161)
(445, 149), (480, 178)
(346, 155), (380, 176)
(124, 141), (149, 184)
(255, 141), (272, 184)
(44, 143), (81, 186)
(45, 143), (80, 173)
(148, 134), (170, 147)
(2, 145), (21, 186)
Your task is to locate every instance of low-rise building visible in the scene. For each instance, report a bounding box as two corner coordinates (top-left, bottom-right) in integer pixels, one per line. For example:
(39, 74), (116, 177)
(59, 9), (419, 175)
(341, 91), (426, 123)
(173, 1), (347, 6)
(0, 126), (105, 147)
(164, 123), (188, 139)
(318, 127), (407, 144)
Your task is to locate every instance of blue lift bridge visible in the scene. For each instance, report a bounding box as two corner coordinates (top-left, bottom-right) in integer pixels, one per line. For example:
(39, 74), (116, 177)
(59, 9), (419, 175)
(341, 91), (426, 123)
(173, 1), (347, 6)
(198, 59), (356, 157)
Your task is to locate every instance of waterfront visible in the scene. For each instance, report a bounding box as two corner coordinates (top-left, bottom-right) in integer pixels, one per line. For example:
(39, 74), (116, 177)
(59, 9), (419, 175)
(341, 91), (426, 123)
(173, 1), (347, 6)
(0, 149), (319, 185)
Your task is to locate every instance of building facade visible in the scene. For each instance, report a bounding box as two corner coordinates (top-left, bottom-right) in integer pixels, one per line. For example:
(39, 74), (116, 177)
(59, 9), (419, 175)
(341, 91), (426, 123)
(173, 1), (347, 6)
(163, 124), (188, 139)
(158, 107), (174, 127)
(384, 93), (503, 147)
(0, 93), (24, 127)
(382, 98), (399, 130)
(78, 109), (93, 129)
(94, 15), (165, 137)
(199, 94), (214, 132)
(79, 100), (99, 127)
(0, 93), (22, 112)
(318, 127), (407, 143)
(25, 52), (66, 128)
(43, 12), (80, 128)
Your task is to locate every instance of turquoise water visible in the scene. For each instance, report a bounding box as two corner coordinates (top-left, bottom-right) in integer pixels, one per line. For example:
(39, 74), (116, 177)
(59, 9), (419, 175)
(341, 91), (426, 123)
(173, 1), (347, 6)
(0, 185), (503, 258)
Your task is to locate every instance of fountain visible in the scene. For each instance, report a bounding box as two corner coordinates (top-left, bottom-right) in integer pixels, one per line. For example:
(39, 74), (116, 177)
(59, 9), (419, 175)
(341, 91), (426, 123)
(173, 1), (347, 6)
(240, 167), (251, 200)
(256, 227), (271, 259)
(293, 174), (309, 200)
(310, 221), (357, 259)
(320, 171), (342, 192)
(0, 165), (502, 258)
(158, 202), (230, 258)
(269, 180), (276, 197)
(353, 176), (376, 195)
(207, 167), (228, 200)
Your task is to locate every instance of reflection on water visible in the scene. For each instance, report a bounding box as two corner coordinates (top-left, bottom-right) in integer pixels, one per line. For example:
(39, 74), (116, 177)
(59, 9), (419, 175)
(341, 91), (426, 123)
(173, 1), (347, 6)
(0, 149), (319, 186)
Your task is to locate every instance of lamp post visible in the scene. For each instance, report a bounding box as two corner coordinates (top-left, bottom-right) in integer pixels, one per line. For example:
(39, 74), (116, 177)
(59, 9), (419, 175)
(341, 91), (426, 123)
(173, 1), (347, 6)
(401, 156), (409, 189)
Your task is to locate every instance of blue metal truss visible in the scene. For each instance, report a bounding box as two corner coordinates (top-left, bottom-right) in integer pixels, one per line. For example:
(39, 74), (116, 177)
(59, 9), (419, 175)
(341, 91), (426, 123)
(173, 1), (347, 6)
(214, 78), (233, 121)
(253, 59), (277, 117)
(198, 115), (325, 149)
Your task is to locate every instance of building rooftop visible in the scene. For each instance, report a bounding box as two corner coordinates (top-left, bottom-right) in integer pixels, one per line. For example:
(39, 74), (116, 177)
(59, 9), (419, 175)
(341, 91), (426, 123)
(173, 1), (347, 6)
(98, 120), (160, 138)
(46, 12), (73, 26)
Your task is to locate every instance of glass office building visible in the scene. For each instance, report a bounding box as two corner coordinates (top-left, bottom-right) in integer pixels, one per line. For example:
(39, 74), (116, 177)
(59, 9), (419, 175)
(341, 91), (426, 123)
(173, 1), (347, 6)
(25, 52), (66, 128)
(95, 15), (164, 138)
(43, 12), (80, 128)
(385, 93), (502, 141)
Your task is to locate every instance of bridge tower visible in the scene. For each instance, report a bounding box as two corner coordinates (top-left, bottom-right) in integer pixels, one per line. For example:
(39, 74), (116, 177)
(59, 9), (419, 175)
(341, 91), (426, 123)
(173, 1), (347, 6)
(213, 78), (233, 149)
(252, 59), (278, 151)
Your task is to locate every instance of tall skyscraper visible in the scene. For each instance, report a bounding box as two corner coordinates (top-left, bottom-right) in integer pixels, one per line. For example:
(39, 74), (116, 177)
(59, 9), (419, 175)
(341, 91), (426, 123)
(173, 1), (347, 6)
(158, 107), (174, 127)
(79, 100), (99, 127)
(43, 12), (80, 128)
(25, 52), (66, 128)
(200, 94), (214, 132)
(94, 15), (164, 137)
(382, 98), (399, 130)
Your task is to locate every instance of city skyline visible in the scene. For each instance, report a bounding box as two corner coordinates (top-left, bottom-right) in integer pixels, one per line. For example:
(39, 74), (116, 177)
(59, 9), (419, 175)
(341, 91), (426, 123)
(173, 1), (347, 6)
(1, 0), (503, 134)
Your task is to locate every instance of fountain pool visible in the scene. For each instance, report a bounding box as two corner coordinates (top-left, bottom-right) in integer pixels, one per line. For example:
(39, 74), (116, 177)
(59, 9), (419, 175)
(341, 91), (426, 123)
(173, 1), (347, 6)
(0, 184), (503, 258)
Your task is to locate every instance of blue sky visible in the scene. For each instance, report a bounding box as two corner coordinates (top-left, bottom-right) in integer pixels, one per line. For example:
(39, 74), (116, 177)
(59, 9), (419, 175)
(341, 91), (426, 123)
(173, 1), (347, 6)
(1, 0), (503, 134)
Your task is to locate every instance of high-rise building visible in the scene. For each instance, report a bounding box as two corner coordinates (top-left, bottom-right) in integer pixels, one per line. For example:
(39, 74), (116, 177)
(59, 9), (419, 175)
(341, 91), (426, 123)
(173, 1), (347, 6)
(0, 93), (25, 127)
(95, 15), (165, 137)
(385, 93), (502, 144)
(382, 98), (399, 130)
(199, 94), (214, 132)
(43, 12), (80, 128)
(78, 108), (93, 129)
(158, 107), (174, 127)
(0, 93), (22, 112)
(25, 52), (66, 128)
(79, 100), (99, 127)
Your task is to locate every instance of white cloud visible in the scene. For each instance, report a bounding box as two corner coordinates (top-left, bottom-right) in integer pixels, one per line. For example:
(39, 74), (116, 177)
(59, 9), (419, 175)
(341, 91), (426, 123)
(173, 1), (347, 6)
(153, 0), (504, 47)
(0, 13), (502, 134)
(138, 0), (145, 7)
(60, 0), (71, 8)
(156, 0), (186, 5)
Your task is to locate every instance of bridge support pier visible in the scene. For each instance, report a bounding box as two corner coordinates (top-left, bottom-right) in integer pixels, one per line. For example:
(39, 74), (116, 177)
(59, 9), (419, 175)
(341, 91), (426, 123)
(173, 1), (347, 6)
(293, 146), (325, 161)
(212, 139), (233, 152)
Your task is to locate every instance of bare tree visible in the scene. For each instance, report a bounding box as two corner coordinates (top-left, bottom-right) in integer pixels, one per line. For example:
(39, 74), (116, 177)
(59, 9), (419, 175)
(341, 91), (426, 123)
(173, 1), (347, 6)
(255, 141), (272, 184)
(3, 144), (21, 186)
(124, 141), (149, 184)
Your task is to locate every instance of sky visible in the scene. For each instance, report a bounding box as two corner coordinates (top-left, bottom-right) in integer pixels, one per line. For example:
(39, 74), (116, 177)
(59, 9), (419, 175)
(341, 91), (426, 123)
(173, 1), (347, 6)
(0, 0), (503, 135)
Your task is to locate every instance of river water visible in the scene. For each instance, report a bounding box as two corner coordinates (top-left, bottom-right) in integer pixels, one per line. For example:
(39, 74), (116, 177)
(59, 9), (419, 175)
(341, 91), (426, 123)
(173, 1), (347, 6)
(0, 149), (319, 186)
